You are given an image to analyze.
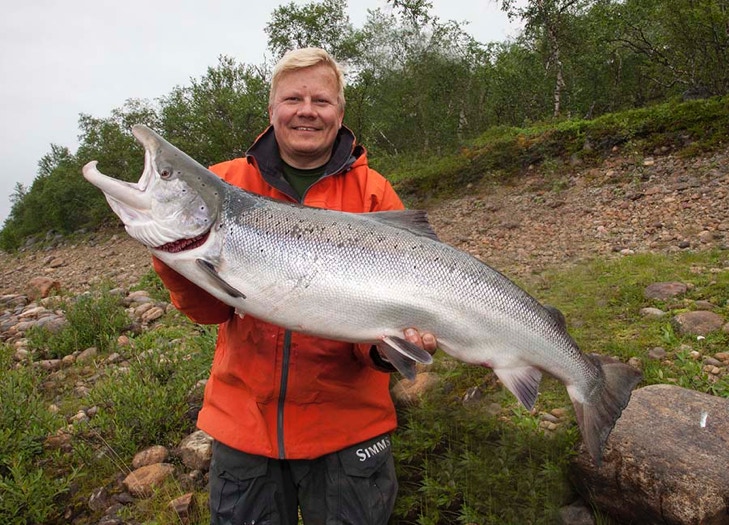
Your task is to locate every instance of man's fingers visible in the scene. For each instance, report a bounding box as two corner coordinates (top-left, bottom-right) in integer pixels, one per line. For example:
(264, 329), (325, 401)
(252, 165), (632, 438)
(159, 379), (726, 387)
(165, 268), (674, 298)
(403, 328), (437, 356)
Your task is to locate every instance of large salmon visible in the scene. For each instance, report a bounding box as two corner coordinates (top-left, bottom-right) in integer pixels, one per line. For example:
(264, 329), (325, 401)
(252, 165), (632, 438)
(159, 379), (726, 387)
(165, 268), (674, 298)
(82, 125), (641, 463)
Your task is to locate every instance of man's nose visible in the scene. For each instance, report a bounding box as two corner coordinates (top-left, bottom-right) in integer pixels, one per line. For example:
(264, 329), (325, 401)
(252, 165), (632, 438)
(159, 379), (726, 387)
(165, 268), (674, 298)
(296, 98), (316, 116)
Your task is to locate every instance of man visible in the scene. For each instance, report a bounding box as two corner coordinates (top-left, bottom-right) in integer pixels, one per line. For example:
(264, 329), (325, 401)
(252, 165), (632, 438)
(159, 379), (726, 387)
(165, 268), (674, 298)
(153, 47), (437, 524)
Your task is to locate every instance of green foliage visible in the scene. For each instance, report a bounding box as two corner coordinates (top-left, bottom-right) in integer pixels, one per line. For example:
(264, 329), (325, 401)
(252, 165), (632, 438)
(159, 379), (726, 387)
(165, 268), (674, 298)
(2, 244), (728, 522)
(532, 250), (729, 400)
(0, 283), (216, 523)
(26, 287), (131, 359)
(0, 345), (76, 524)
(159, 56), (270, 166)
(390, 96), (729, 205)
(265, 0), (364, 61)
(85, 325), (213, 458)
(390, 249), (729, 523)
(392, 373), (576, 524)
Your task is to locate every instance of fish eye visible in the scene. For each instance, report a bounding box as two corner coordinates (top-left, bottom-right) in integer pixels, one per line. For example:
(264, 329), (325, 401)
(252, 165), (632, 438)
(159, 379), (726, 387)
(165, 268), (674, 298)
(159, 167), (173, 179)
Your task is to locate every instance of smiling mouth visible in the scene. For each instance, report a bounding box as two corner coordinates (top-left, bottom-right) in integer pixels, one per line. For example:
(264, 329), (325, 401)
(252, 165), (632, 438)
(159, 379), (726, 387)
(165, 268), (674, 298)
(155, 231), (210, 253)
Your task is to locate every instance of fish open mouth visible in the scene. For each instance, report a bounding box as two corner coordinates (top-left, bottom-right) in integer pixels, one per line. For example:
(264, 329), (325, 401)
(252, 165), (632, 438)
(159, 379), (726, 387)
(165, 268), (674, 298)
(155, 231), (210, 253)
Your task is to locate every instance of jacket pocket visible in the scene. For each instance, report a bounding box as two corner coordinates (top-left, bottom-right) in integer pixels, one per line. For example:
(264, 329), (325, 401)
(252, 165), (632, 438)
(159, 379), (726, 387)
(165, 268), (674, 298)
(334, 434), (398, 524)
(211, 440), (269, 482)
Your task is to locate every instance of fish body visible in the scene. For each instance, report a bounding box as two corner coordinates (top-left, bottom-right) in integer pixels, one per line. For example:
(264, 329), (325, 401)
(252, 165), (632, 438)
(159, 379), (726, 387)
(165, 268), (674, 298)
(82, 125), (641, 463)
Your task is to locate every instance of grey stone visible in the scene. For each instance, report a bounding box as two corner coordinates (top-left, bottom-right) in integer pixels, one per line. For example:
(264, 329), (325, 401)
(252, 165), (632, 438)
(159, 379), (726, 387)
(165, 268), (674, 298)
(644, 282), (687, 300)
(571, 385), (729, 525)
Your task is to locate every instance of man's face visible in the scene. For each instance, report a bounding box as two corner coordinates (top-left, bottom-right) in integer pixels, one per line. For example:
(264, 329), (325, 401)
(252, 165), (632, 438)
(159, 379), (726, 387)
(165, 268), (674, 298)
(269, 64), (345, 169)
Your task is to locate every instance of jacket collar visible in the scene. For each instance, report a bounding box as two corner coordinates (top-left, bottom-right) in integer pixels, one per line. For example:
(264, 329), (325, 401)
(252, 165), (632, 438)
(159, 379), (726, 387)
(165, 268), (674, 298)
(245, 126), (363, 200)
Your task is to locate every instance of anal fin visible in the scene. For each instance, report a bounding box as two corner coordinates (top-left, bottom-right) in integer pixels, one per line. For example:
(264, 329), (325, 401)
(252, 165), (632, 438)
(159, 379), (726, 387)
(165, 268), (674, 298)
(494, 366), (543, 410)
(196, 259), (246, 299)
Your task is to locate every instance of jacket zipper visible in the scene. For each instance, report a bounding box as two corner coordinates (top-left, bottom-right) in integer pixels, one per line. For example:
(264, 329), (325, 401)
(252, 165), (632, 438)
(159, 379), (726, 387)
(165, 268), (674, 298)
(277, 329), (293, 459)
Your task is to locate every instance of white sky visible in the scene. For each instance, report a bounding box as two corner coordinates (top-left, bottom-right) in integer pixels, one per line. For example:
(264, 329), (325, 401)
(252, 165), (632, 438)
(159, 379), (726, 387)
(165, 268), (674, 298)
(0, 0), (520, 224)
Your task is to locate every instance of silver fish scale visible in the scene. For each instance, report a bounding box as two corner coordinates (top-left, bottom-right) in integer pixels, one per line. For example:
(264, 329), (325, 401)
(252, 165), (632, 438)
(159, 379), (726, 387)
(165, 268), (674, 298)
(216, 192), (595, 385)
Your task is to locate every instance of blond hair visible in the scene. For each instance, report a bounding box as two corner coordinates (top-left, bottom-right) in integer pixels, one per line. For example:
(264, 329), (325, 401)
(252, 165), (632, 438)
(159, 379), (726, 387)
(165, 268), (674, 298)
(269, 48), (346, 108)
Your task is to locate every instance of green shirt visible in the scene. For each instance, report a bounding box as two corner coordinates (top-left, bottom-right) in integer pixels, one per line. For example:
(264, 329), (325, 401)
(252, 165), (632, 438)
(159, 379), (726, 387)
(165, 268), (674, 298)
(282, 162), (327, 200)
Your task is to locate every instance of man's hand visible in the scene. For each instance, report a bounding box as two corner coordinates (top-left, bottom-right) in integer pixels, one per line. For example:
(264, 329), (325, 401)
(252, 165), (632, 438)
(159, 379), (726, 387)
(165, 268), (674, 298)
(403, 328), (437, 356)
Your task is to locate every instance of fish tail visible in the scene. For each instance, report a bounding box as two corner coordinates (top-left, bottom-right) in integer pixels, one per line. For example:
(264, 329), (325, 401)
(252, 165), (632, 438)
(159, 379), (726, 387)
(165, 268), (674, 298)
(570, 355), (642, 465)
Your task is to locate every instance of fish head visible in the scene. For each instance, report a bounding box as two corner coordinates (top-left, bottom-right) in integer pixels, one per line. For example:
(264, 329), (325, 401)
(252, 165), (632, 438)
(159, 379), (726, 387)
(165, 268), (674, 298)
(82, 125), (226, 252)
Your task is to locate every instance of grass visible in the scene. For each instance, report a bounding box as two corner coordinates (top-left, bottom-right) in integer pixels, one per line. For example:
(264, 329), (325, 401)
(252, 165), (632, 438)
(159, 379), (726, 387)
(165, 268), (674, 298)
(390, 249), (729, 524)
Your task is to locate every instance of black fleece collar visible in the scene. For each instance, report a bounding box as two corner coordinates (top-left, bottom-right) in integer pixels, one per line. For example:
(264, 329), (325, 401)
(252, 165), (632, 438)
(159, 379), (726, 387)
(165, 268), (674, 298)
(245, 126), (363, 201)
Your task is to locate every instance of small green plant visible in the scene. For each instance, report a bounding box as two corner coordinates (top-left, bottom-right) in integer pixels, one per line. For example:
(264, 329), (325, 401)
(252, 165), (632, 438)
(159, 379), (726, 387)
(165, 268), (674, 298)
(132, 268), (171, 303)
(86, 326), (213, 458)
(0, 344), (78, 524)
(392, 370), (576, 524)
(26, 285), (131, 359)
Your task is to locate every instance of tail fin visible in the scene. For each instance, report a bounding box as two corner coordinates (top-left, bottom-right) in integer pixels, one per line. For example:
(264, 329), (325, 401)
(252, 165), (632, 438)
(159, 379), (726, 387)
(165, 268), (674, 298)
(570, 355), (642, 465)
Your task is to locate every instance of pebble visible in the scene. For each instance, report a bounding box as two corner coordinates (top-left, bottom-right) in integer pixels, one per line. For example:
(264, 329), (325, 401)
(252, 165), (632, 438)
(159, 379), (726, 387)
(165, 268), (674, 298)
(648, 347), (667, 360)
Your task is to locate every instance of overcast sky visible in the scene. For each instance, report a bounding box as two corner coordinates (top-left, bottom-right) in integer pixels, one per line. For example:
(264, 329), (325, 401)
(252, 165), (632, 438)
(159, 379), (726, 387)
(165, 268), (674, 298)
(0, 0), (520, 224)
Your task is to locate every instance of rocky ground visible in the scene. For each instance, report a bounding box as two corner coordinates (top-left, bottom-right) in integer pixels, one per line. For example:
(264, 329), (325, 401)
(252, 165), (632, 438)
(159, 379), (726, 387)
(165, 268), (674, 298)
(1, 146), (728, 295)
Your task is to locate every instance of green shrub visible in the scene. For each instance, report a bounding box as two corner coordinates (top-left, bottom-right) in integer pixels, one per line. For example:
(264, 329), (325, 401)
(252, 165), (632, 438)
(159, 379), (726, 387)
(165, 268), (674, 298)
(0, 345), (76, 524)
(85, 325), (214, 459)
(393, 379), (576, 524)
(26, 287), (131, 359)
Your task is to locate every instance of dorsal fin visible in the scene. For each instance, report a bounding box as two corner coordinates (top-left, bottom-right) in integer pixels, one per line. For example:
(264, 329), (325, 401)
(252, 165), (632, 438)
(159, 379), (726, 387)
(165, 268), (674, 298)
(364, 210), (439, 240)
(544, 304), (567, 331)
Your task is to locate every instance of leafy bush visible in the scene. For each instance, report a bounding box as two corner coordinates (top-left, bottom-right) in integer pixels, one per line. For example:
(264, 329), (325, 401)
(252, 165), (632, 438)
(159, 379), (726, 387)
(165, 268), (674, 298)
(0, 345), (76, 524)
(26, 287), (131, 359)
(85, 324), (214, 459)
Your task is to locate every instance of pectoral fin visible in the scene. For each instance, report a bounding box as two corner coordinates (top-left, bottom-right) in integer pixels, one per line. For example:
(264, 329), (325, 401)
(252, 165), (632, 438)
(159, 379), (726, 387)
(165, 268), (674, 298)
(377, 335), (434, 380)
(196, 259), (246, 299)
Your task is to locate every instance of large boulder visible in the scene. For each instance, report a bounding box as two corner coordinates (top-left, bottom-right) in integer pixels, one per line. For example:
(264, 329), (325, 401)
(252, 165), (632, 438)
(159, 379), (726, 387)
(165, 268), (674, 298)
(571, 384), (729, 524)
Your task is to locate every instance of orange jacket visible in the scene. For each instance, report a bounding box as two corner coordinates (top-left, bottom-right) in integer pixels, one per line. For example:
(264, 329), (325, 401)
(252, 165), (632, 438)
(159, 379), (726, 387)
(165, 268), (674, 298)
(153, 127), (404, 459)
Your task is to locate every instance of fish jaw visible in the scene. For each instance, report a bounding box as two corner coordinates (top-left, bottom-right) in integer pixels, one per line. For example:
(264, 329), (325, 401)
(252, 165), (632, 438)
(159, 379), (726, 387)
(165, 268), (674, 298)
(82, 125), (224, 250)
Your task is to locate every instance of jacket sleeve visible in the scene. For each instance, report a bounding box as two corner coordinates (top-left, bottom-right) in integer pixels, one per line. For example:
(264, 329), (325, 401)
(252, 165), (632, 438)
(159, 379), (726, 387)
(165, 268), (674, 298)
(152, 256), (233, 324)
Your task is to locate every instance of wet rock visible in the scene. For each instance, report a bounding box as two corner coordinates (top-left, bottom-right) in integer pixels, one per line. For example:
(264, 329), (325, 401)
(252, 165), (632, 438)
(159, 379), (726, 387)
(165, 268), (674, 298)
(169, 492), (197, 523)
(391, 372), (440, 406)
(132, 445), (170, 469)
(88, 486), (111, 512)
(76, 346), (98, 364)
(140, 305), (165, 324)
(178, 430), (213, 471)
(26, 276), (60, 300)
(558, 499), (595, 525)
(639, 307), (666, 319)
(647, 347), (667, 360)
